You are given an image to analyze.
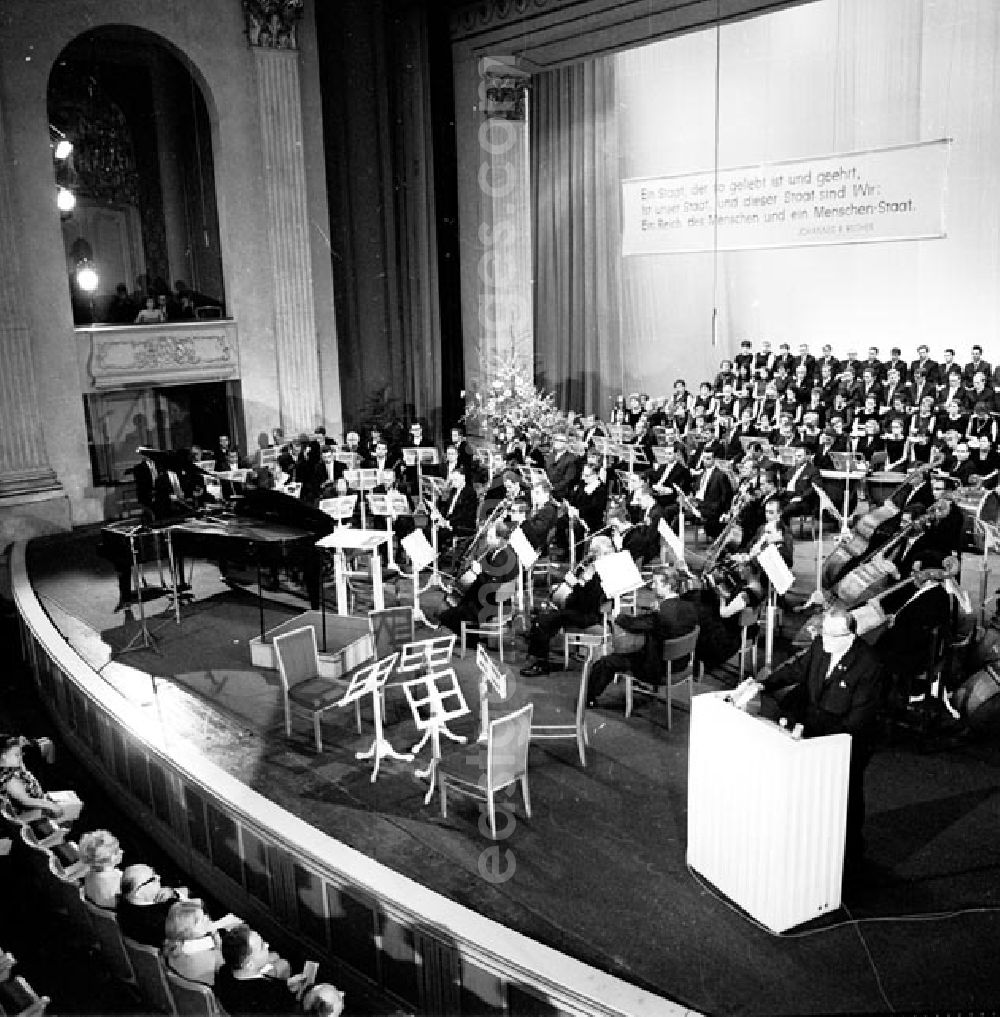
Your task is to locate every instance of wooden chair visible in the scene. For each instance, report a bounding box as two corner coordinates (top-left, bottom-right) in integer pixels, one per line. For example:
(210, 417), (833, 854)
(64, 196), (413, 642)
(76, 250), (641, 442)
(439, 703), (533, 839)
(460, 579), (518, 662)
(46, 855), (93, 940)
(622, 626), (702, 729)
(530, 646), (595, 766)
(121, 936), (177, 1014)
(368, 606), (415, 659)
(82, 899), (136, 985)
(165, 970), (222, 1017)
(273, 626), (363, 751)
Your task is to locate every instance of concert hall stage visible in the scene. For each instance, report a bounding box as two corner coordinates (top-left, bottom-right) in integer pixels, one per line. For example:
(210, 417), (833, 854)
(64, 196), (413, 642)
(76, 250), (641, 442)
(22, 526), (1000, 1016)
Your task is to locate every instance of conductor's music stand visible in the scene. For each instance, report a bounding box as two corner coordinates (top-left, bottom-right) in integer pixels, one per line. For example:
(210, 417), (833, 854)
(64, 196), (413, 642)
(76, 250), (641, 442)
(401, 667), (470, 804)
(368, 490), (410, 568)
(475, 642), (508, 743)
(337, 652), (411, 782)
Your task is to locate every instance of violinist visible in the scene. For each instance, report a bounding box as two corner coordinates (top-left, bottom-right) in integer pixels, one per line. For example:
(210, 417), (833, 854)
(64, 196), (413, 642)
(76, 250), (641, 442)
(586, 567), (699, 707)
(436, 521), (519, 641)
(969, 436), (1000, 488)
(519, 536), (616, 677)
(735, 496), (793, 571)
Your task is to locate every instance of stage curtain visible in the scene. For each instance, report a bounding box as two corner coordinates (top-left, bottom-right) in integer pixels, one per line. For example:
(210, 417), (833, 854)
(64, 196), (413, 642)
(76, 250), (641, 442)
(531, 57), (622, 417)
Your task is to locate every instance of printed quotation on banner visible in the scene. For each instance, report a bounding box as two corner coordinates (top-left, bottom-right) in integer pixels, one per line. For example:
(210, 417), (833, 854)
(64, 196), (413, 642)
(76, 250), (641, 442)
(622, 140), (950, 256)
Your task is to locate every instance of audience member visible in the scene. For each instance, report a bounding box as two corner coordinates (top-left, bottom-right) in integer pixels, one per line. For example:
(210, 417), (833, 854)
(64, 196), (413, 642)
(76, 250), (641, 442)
(79, 828), (124, 908)
(116, 863), (186, 946)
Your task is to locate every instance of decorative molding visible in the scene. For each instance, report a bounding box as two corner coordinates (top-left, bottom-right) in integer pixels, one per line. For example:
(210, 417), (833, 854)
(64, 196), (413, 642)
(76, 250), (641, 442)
(450, 0), (555, 40)
(242, 0), (305, 50)
(84, 322), (240, 390)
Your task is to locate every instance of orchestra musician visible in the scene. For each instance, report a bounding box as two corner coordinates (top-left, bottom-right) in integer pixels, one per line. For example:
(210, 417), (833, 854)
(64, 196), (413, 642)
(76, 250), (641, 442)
(690, 445), (733, 540)
(543, 431), (581, 500)
(519, 535), (616, 677)
(735, 496), (793, 571)
(612, 481), (666, 565)
(430, 467), (478, 551)
(520, 478), (559, 552)
(400, 421), (438, 495)
(750, 605), (884, 873)
(652, 442), (692, 520)
(557, 458), (608, 558)
(779, 447), (820, 523)
(436, 521), (519, 641)
(586, 567), (699, 707)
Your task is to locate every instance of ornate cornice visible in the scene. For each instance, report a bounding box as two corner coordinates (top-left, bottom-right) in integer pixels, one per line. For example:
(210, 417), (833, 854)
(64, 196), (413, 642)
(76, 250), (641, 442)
(243, 0), (305, 50)
(449, 0), (555, 41)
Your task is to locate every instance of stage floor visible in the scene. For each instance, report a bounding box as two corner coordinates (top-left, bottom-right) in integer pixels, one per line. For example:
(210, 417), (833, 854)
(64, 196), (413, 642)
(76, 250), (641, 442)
(24, 527), (1000, 1016)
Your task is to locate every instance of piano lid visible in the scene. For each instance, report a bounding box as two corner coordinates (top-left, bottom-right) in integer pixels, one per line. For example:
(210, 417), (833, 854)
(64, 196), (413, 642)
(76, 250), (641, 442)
(234, 488), (335, 536)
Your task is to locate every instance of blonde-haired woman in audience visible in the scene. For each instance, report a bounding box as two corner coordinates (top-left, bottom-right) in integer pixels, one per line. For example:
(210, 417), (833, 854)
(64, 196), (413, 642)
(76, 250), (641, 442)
(79, 829), (124, 908)
(161, 898), (225, 986)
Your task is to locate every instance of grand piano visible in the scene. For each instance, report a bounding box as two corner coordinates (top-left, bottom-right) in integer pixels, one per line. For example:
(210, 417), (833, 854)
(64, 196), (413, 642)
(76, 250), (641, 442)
(100, 453), (335, 627)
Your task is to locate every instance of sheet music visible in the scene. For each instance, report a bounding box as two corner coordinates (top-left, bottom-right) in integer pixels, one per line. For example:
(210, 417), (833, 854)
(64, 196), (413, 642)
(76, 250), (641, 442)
(756, 543), (794, 595)
(509, 525), (539, 568)
(657, 516), (686, 563)
(401, 529), (436, 569)
(593, 549), (643, 598)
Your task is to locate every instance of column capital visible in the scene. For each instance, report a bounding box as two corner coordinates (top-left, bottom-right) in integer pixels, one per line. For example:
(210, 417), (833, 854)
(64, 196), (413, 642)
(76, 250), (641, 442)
(243, 0), (304, 50)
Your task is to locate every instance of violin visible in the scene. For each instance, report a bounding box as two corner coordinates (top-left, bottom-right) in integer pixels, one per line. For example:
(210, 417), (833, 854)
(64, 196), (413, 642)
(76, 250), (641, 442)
(550, 560), (596, 609)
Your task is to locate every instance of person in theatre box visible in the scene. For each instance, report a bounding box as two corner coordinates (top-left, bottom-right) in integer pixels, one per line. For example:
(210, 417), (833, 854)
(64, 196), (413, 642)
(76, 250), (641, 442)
(0, 733), (76, 822)
(79, 828), (124, 909)
(586, 568), (699, 707)
(750, 605), (884, 871)
(519, 535), (616, 677)
(115, 863), (188, 947)
(215, 923), (316, 1016)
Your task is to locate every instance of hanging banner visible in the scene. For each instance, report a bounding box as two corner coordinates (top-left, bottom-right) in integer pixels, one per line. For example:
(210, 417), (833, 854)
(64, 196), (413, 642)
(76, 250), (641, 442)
(622, 139), (951, 255)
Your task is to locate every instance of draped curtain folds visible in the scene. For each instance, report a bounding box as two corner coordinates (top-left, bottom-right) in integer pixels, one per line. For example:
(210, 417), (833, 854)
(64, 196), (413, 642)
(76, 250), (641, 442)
(531, 58), (621, 417)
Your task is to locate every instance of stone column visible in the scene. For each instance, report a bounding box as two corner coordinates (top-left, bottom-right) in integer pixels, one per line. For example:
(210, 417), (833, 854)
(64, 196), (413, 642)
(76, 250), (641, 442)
(244, 0), (323, 435)
(0, 106), (60, 501)
(473, 58), (533, 392)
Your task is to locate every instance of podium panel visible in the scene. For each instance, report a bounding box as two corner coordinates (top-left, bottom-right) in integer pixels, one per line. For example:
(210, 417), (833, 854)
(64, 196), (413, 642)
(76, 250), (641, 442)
(687, 693), (851, 933)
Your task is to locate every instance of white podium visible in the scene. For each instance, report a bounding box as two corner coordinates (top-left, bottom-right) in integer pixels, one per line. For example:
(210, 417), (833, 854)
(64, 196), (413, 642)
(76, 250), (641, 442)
(687, 693), (851, 933)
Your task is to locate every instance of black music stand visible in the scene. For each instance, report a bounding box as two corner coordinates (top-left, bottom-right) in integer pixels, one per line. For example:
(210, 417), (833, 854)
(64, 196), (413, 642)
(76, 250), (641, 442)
(117, 525), (165, 656)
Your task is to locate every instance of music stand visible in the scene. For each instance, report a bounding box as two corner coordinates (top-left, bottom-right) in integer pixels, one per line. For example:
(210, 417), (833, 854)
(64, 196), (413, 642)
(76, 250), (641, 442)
(826, 451), (868, 535)
(401, 528), (437, 621)
(367, 490), (410, 568)
(333, 450), (361, 472)
(517, 466), (548, 490)
(650, 447), (671, 466)
(607, 424), (634, 444)
(344, 468), (391, 529)
(475, 642), (508, 743)
(618, 444), (649, 474)
(319, 494), (358, 528)
(337, 652), (411, 782)
(755, 544), (795, 669)
(117, 525), (164, 656)
(401, 667), (470, 805)
(591, 435), (616, 469)
(403, 447), (440, 498)
(509, 525), (539, 614)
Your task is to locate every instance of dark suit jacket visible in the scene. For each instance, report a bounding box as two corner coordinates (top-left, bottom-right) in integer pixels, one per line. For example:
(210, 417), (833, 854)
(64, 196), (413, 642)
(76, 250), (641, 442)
(622, 503), (667, 564)
(437, 484), (478, 536)
(116, 895), (179, 947)
(520, 500), (558, 551)
(694, 466), (732, 521)
(545, 450), (582, 500)
(614, 596), (699, 683)
(762, 635), (884, 746)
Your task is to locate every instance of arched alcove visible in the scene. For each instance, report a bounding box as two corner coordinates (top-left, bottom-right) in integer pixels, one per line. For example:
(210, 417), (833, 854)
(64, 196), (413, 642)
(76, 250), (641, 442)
(48, 26), (225, 327)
